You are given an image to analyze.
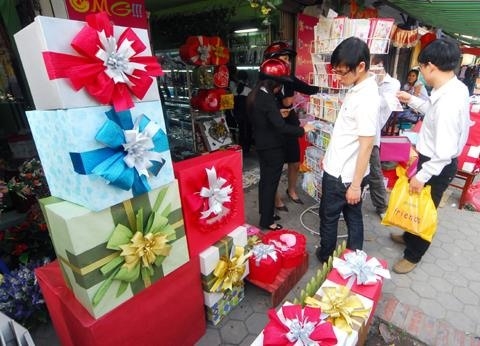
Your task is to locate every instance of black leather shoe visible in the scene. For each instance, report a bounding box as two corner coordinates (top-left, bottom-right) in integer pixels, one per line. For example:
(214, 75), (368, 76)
(315, 247), (327, 263)
(273, 215), (281, 221)
(261, 224), (283, 231)
(286, 189), (304, 204)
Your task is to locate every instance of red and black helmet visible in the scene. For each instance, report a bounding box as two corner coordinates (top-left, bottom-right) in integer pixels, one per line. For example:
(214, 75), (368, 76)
(263, 41), (297, 59)
(259, 58), (293, 82)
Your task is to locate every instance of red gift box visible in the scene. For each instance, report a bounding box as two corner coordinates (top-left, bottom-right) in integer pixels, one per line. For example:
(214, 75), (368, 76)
(209, 37), (229, 65)
(35, 258), (206, 346)
(326, 249), (388, 319)
(262, 230), (306, 268)
(179, 36), (211, 66)
(248, 244), (282, 284)
(173, 150), (245, 257)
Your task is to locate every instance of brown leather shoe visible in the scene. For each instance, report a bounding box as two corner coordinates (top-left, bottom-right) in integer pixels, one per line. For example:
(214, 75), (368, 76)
(393, 259), (417, 274)
(390, 233), (406, 245)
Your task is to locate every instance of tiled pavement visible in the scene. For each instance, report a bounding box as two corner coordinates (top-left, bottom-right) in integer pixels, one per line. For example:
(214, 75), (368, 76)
(31, 153), (480, 345)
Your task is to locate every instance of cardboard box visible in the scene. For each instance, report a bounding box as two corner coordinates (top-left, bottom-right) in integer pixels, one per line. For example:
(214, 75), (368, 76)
(27, 101), (174, 211)
(173, 150), (245, 257)
(35, 258), (205, 346)
(14, 15), (160, 110)
(39, 181), (189, 318)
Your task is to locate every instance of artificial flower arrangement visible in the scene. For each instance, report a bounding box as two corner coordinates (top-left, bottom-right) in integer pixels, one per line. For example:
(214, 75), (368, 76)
(7, 158), (49, 200)
(0, 257), (51, 328)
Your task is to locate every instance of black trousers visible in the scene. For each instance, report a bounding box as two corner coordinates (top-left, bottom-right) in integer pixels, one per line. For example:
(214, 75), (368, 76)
(403, 154), (458, 263)
(257, 147), (284, 227)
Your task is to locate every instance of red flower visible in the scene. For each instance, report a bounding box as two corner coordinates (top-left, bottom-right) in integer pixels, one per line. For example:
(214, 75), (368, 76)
(13, 243), (29, 256)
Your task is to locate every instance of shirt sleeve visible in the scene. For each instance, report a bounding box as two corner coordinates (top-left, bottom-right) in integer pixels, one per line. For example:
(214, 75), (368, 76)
(408, 95), (430, 115)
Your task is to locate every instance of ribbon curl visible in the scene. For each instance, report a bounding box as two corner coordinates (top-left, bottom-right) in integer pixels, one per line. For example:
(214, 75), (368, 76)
(333, 250), (391, 286)
(252, 243), (278, 266)
(92, 195), (177, 306)
(70, 108), (168, 195)
(263, 304), (337, 346)
(210, 246), (251, 292)
(305, 286), (371, 334)
(42, 11), (163, 111)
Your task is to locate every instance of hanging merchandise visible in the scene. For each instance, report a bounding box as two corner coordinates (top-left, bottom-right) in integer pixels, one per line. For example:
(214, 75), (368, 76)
(213, 65), (229, 88)
(179, 36), (212, 66)
(209, 37), (230, 66)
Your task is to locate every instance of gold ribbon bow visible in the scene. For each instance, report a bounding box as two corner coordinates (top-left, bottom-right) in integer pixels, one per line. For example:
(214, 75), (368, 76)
(210, 246), (251, 292)
(305, 286), (370, 334)
(211, 44), (229, 59)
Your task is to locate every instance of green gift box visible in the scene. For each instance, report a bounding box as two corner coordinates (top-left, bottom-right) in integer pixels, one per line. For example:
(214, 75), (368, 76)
(39, 179), (189, 318)
(206, 285), (245, 326)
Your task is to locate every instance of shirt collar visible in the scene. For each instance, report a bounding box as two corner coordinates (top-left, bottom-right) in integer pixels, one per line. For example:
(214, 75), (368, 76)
(349, 74), (377, 93)
(430, 76), (458, 103)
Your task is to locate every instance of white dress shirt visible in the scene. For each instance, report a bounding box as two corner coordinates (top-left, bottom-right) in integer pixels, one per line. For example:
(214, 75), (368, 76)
(407, 76), (470, 183)
(376, 73), (401, 146)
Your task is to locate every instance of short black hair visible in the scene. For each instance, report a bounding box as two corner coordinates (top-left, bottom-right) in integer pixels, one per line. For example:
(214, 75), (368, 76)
(331, 37), (370, 71)
(418, 38), (461, 71)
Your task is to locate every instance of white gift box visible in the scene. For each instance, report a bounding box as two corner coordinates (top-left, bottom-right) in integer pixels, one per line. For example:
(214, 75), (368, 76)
(14, 15), (160, 110)
(27, 100), (174, 211)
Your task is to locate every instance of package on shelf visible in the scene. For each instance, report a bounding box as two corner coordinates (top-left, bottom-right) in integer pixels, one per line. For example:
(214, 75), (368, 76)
(314, 16), (333, 53)
(27, 101), (173, 211)
(368, 18), (395, 54)
(35, 258), (205, 346)
(329, 16), (347, 51)
(309, 94), (324, 118)
(306, 119), (334, 150)
(323, 94), (341, 123)
(38, 180), (189, 318)
(305, 279), (374, 346)
(302, 171), (322, 202)
(199, 225), (249, 325)
(14, 14), (160, 111)
(173, 149), (244, 257)
(196, 113), (233, 151)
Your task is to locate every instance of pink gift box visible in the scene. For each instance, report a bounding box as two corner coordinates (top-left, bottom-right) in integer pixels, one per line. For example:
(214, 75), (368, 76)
(35, 259), (206, 346)
(173, 150), (245, 257)
(380, 136), (411, 162)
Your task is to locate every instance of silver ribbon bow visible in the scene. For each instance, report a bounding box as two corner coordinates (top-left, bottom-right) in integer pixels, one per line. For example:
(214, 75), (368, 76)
(96, 30), (146, 85)
(333, 249), (391, 286)
(285, 318), (317, 346)
(123, 117), (164, 177)
(252, 244), (278, 266)
(199, 167), (232, 219)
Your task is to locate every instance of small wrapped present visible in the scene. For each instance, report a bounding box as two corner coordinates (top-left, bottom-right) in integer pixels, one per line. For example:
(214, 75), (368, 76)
(35, 258), (205, 346)
(179, 36), (211, 65)
(250, 302), (343, 346)
(262, 230), (306, 268)
(209, 37), (229, 65)
(14, 13), (161, 111)
(199, 226), (250, 325)
(27, 101), (174, 211)
(305, 280), (374, 346)
(327, 249), (390, 303)
(173, 150), (244, 257)
(248, 243), (282, 284)
(39, 180), (189, 318)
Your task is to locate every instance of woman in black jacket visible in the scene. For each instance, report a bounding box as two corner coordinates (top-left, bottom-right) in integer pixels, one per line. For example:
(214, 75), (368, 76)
(246, 58), (314, 230)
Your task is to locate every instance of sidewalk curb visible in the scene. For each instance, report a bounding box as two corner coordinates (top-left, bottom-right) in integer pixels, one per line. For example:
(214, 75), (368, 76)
(376, 293), (480, 346)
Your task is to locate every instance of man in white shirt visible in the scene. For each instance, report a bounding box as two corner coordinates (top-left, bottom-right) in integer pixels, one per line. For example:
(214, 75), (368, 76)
(394, 38), (470, 274)
(316, 37), (380, 263)
(369, 55), (401, 219)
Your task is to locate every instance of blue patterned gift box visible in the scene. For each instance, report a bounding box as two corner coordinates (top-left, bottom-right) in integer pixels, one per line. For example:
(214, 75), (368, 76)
(27, 101), (174, 211)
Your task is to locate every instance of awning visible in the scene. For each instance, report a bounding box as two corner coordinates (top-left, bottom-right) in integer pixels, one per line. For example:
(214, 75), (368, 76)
(384, 0), (480, 46)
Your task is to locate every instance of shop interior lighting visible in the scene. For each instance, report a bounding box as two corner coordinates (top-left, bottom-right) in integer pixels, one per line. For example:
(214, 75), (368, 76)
(234, 28), (259, 33)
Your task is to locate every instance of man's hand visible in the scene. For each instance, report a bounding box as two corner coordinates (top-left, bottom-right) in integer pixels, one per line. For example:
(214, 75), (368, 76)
(409, 176), (425, 194)
(346, 185), (362, 204)
(396, 91), (412, 104)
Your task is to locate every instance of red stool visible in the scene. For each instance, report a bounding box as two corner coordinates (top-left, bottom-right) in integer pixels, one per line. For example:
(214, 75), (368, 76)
(449, 170), (478, 209)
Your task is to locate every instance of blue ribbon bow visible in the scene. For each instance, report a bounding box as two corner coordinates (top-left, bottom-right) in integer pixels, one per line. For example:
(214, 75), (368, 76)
(70, 108), (169, 195)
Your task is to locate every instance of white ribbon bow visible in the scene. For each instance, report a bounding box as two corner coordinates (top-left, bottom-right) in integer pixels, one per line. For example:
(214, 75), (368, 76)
(96, 30), (147, 85)
(252, 244), (278, 266)
(123, 117), (164, 177)
(285, 318), (317, 346)
(333, 250), (391, 286)
(199, 167), (232, 219)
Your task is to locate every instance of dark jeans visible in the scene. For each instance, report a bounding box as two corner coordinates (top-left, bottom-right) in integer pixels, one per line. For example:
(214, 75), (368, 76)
(369, 145), (387, 214)
(318, 172), (367, 262)
(403, 154), (458, 263)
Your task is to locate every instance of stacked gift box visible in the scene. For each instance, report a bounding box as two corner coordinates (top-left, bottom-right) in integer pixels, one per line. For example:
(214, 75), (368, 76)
(250, 249), (390, 345)
(14, 12), (209, 344)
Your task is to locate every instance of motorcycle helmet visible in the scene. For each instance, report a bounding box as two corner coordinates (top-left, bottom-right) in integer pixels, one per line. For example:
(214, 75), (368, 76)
(263, 41), (297, 59)
(259, 58), (293, 83)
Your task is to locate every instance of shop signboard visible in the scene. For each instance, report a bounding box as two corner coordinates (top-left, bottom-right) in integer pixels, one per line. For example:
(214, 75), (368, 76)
(63, 0), (148, 29)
